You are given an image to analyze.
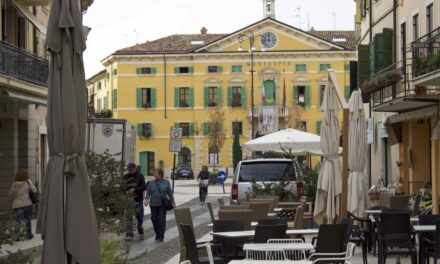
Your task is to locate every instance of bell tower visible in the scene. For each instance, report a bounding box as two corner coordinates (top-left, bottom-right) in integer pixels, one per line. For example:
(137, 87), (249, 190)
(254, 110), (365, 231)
(262, 0), (276, 19)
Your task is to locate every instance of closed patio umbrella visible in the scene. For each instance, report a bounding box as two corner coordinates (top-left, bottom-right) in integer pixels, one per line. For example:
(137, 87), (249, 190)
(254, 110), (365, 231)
(36, 0), (101, 263)
(314, 84), (342, 224)
(347, 90), (369, 217)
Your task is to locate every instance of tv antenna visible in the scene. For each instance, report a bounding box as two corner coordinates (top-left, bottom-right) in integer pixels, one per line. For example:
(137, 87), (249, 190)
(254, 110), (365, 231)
(294, 6), (301, 30)
(331, 11), (336, 30)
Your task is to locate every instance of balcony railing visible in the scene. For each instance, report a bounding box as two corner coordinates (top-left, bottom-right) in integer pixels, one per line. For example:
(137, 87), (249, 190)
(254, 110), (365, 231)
(0, 40), (48, 87)
(411, 27), (440, 78)
(248, 105), (289, 117)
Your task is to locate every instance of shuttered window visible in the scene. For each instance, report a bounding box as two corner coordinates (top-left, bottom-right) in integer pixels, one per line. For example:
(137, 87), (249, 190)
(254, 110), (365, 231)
(295, 64), (307, 72)
(357, 44), (370, 88)
(112, 89), (117, 109)
(316, 120), (322, 135)
(136, 88), (156, 108)
(136, 67), (157, 74)
(137, 123), (153, 138)
(231, 65), (243, 73)
(374, 33), (384, 73)
(319, 64), (331, 72)
(383, 28), (393, 68)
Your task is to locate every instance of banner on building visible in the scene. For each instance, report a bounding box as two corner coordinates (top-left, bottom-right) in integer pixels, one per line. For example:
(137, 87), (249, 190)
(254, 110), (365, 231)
(258, 106), (279, 134)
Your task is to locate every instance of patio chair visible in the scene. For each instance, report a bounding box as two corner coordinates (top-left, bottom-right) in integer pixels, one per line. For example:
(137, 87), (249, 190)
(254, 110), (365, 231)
(411, 194), (421, 216)
(390, 195), (411, 210)
(308, 242), (356, 264)
(268, 238), (307, 260)
(342, 218), (367, 264)
(219, 205), (249, 211)
(348, 211), (373, 253)
(212, 219), (246, 260)
(292, 206), (304, 229)
(314, 223), (347, 255)
(422, 220), (440, 264)
(207, 202), (216, 222)
(218, 210), (252, 231)
(180, 224), (225, 264)
(218, 198), (225, 206)
(254, 195), (280, 207)
(374, 211), (416, 264)
(419, 214), (440, 262)
(249, 198), (276, 212)
(240, 202), (270, 222)
(257, 218), (288, 225)
(254, 224), (287, 243)
(245, 248), (287, 260)
(175, 208), (197, 262)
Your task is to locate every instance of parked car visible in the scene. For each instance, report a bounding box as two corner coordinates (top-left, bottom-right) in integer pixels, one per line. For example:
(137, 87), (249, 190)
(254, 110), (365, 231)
(173, 164), (195, 180)
(231, 158), (304, 204)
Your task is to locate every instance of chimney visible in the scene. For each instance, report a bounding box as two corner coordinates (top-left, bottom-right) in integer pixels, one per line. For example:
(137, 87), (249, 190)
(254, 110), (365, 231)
(200, 27), (208, 34)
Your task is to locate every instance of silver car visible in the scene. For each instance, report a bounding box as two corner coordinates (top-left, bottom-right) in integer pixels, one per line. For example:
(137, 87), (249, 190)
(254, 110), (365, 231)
(231, 158), (304, 203)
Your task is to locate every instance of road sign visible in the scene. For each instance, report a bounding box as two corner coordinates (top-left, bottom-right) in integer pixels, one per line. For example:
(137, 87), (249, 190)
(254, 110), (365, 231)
(216, 170), (227, 183)
(169, 139), (182, 152)
(170, 127), (183, 139)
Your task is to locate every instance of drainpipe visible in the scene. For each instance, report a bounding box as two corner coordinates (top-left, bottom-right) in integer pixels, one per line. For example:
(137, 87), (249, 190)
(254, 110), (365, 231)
(368, 0), (373, 186)
(163, 54), (167, 119)
(393, 0), (397, 64)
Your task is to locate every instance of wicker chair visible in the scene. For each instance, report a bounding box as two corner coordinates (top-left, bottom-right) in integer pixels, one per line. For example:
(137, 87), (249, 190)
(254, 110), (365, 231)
(219, 205), (250, 211)
(207, 202), (216, 222)
(240, 202), (270, 222)
(218, 210), (253, 231)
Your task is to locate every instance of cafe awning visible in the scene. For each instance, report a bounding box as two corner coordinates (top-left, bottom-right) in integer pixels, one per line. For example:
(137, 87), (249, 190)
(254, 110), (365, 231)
(8, 0), (47, 35)
(1, 87), (47, 105)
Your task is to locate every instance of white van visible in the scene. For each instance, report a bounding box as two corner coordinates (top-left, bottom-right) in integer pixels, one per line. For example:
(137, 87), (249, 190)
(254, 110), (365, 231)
(231, 158), (304, 204)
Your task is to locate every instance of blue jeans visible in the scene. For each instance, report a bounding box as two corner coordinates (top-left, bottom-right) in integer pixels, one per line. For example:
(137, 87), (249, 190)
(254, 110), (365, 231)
(15, 205), (33, 238)
(150, 205), (166, 239)
(126, 201), (144, 238)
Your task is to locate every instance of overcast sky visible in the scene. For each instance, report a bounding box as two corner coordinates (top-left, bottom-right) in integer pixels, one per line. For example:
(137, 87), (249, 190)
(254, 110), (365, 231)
(83, 0), (356, 78)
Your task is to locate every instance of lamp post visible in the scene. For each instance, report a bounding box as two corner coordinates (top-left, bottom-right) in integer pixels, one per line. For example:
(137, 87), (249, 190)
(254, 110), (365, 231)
(238, 34), (265, 140)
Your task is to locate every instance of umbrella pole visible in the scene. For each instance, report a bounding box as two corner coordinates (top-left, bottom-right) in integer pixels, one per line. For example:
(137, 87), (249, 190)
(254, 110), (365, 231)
(340, 108), (349, 221)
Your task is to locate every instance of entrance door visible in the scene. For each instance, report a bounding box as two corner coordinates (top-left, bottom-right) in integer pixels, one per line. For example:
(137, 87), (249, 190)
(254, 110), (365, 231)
(139, 151), (155, 176)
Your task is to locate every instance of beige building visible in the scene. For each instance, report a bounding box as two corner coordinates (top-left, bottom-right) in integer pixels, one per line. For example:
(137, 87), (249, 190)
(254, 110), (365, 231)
(357, 0), (440, 211)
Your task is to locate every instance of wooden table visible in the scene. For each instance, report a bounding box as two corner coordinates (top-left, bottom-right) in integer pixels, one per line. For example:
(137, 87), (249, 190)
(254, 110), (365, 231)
(243, 242), (314, 251)
(211, 228), (319, 238)
(413, 225), (435, 232)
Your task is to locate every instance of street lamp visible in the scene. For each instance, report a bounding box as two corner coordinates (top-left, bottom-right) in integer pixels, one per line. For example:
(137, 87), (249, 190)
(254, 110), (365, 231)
(237, 33), (265, 140)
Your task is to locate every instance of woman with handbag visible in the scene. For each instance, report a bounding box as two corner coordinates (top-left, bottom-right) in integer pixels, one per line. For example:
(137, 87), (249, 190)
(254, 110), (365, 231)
(145, 168), (175, 242)
(8, 169), (37, 239)
(197, 166), (210, 204)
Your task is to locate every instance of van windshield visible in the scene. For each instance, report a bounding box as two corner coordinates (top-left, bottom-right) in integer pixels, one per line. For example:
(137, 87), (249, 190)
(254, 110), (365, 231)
(238, 161), (296, 182)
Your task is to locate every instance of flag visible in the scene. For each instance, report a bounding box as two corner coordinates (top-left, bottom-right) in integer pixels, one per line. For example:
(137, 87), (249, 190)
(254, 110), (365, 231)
(261, 85), (265, 103)
(282, 74), (286, 113)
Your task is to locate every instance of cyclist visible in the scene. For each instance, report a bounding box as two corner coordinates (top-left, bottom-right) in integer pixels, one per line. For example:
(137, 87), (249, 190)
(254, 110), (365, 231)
(197, 165), (209, 204)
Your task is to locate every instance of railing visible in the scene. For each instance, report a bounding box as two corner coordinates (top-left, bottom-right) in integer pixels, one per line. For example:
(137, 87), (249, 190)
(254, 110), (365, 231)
(0, 40), (48, 87)
(248, 105), (289, 117)
(411, 27), (440, 78)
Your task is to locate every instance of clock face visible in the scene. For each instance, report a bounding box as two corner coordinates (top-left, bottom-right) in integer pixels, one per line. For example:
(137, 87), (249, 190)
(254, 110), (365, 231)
(260, 32), (278, 49)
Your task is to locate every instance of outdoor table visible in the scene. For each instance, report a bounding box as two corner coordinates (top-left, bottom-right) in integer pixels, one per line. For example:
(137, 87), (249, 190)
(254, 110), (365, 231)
(274, 207), (283, 212)
(211, 228), (319, 238)
(363, 209), (382, 214)
(207, 222), (258, 227)
(413, 225), (435, 232)
(268, 213), (277, 217)
(243, 242), (314, 251)
(228, 260), (310, 264)
(410, 217), (419, 223)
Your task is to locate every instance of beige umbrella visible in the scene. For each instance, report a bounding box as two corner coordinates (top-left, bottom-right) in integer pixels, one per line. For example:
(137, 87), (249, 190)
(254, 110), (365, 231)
(36, 0), (101, 263)
(314, 84), (342, 224)
(347, 90), (369, 217)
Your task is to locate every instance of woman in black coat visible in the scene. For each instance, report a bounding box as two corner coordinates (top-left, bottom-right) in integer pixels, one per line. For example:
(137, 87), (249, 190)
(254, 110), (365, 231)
(197, 166), (210, 204)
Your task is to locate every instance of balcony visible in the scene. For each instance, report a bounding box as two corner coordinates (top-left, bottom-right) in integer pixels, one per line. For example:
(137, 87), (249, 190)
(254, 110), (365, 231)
(0, 40), (49, 87)
(248, 105), (289, 117)
(411, 27), (440, 85)
(363, 61), (439, 113)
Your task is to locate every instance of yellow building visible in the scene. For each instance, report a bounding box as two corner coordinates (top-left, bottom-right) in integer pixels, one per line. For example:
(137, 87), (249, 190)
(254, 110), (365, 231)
(98, 4), (356, 176)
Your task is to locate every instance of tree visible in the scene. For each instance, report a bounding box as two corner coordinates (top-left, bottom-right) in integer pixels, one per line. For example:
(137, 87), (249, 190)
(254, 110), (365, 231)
(208, 106), (226, 172)
(232, 125), (242, 172)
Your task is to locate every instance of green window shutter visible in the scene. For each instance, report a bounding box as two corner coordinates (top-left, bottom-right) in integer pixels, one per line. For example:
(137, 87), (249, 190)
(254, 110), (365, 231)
(369, 42), (375, 77)
(204, 87), (209, 108)
(227, 86), (232, 106)
(174, 67), (179, 74)
(137, 124), (142, 138)
(189, 87), (194, 108)
(136, 88), (142, 108)
(189, 67), (194, 74)
(305, 85), (311, 107)
(344, 64), (350, 72)
(203, 122), (209, 136)
(174, 122), (179, 128)
(374, 33), (384, 73)
(293, 86), (298, 104)
(217, 86), (222, 106)
(295, 64), (306, 72)
(358, 44), (370, 88)
(218, 66), (223, 72)
(151, 67), (157, 74)
(232, 65), (242, 72)
(151, 88), (157, 108)
(112, 89), (117, 109)
(174, 87), (180, 108)
(316, 121), (322, 135)
(241, 86), (246, 108)
(383, 28), (393, 68)
(136, 68), (141, 74)
(345, 85), (351, 102)
(189, 123), (195, 136)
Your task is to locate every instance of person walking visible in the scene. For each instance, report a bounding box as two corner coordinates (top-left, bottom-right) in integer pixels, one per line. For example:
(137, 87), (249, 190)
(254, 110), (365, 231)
(197, 166), (210, 204)
(8, 169), (37, 239)
(145, 168), (175, 242)
(123, 163), (146, 240)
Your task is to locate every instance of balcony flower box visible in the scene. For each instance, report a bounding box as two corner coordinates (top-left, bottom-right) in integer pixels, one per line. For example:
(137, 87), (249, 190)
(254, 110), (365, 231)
(361, 71), (402, 94)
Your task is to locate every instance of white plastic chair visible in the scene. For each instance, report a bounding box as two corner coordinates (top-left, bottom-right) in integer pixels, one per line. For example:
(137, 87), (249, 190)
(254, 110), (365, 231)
(245, 248), (287, 260)
(267, 238), (307, 260)
(308, 242), (356, 264)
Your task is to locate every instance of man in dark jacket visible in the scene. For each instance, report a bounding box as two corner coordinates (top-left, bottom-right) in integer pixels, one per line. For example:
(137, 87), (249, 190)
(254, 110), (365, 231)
(124, 163), (146, 240)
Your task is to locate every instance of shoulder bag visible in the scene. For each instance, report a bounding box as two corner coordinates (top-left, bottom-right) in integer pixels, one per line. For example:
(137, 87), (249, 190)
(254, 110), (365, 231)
(27, 181), (40, 204)
(155, 181), (174, 211)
